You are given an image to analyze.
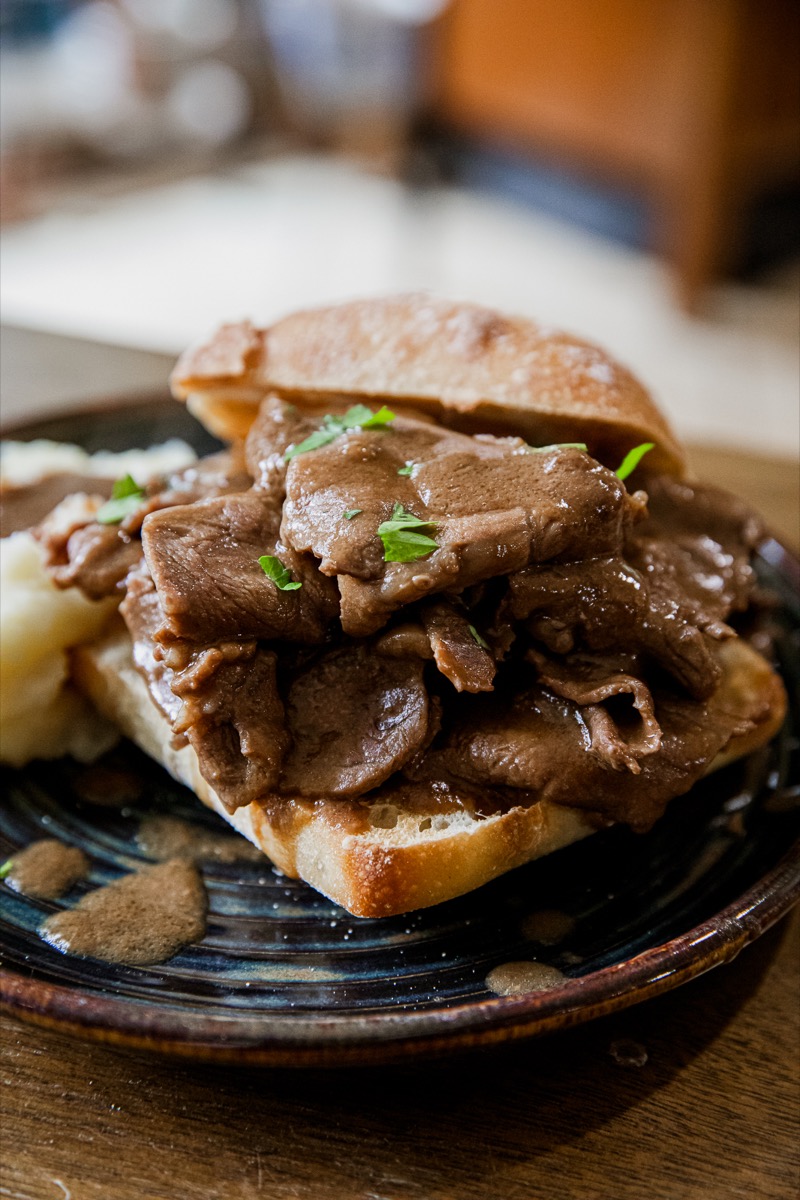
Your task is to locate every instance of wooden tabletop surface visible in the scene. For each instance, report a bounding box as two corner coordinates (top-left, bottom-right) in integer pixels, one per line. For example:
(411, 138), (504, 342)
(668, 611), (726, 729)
(1, 328), (798, 1200)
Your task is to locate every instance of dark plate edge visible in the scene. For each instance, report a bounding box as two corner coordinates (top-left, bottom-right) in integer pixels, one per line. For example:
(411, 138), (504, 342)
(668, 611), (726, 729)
(2, 840), (797, 1067)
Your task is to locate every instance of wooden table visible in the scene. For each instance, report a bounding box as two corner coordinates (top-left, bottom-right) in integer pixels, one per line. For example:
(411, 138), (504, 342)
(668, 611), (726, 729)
(1, 329), (798, 1200)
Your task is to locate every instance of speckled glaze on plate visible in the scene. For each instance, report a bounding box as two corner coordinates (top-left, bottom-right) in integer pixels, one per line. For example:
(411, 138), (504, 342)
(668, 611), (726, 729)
(1, 396), (798, 1067)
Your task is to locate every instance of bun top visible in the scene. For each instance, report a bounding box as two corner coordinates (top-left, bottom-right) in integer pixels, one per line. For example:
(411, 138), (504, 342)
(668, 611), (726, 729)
(171, 295), (685, 474)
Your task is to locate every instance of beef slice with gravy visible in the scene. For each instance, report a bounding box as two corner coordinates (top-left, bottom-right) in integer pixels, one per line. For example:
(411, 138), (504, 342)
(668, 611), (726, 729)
(416, 681), (747, 832)
(281, 418), (640, 636)
(142, 492), (339, 644)
(170, 640), (289, 811)
(122, 563), (290, 810)
(279, 644), (431, 798)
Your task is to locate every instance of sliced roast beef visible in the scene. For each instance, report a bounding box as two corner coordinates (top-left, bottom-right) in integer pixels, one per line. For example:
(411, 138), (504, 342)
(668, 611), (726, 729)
(374, 622), (434, 661)
(141, 492), (339, 644)
(281, 414), (473, 582)
(121, 562), (288, 811)
(279, 644), (431, 798)
(36, 448), (252, 600)
(282, 417), (641, 635)
(420, 600), (496, 692)
(120, 563), (185, 729)
(373, 602), (495, 692)
(244, 396), (326, 507)
(627, 474), (763, 633)
(526, 647), (662, 772)
(414, 679), (748, 832)
(505, 479), (762, 702)
(507, 555), (722, 699)
(121, 446), (253, 535)
(1, 473), (113, 538)
(170, 641), (288, 811)
(50, 524), (143, 599)
(33, 393), (768, 834)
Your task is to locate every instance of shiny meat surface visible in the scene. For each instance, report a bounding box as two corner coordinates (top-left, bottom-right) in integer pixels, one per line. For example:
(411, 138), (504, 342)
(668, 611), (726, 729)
(420, 601), (496, 693)
(50, 524), (142, 599)
(122, 564), (289, 811)
(123, 446), (253, 535)
(171, 641), (288, 812)
(507, 555), (723, 700)
(39, 393), (767, 827)
(414, 680), (747, 832)
(141, 492), (339, 644)
(281, 416), (640, 635)
(280, 645), (431, 798)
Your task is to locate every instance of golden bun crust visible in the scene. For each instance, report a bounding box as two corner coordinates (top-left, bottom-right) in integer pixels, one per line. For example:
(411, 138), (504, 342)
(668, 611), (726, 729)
(72, 630), (785, 918)
(170, 296), (685, 475)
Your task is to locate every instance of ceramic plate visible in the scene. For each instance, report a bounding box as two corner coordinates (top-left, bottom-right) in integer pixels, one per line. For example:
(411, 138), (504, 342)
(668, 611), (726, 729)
(1, 396), (798, 1066)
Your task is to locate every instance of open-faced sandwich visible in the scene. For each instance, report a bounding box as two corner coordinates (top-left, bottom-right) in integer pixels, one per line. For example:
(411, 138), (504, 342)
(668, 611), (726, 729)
(0, 296), (787, 917)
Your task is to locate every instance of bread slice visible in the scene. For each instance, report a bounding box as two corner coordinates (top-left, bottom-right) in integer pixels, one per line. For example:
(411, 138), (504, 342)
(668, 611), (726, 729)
(72, 628), (786, 918)
(171, 297), (685, 475)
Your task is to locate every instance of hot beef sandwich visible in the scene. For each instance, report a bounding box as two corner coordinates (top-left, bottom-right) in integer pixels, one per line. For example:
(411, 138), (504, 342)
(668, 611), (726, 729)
(40, 297), (786, 916)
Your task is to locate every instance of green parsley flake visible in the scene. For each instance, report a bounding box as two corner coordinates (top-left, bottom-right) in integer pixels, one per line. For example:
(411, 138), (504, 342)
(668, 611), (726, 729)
(258, 555), (302, 591)
(0, 859), (13, 881)
(527, 442), (588, 454)
(397, 462), (416, 476)
(377, 503), (438, 563)
(468, 624), (490, 651)
(285, 404), (396, 460)
(616, 442), (655, 481)
(343, 509), (362, 520)
(96, 474), (145, 525)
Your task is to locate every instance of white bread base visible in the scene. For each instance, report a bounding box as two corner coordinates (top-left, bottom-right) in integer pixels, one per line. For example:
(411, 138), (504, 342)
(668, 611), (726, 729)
(71, 629), (785, 918)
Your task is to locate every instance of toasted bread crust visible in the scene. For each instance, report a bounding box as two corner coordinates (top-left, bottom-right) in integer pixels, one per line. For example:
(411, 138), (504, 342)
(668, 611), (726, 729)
(170, 296), (685, 475)
(71, 630), (785, 917)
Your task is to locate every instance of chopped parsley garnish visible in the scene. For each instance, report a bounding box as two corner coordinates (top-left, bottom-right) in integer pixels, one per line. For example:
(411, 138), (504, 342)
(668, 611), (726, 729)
(258, 555), (302, 591)
(343, 508), (362, 520)
(468, 624), (490, 651)
(285, 404), (395, 460)
(616, 442), (654, 481)
(96, 474), (145, 525)
(527, 442), (588, 454)
(378, 503), (439, 563)
(397, 462), (417, 476)
(0, 859), (13, 881)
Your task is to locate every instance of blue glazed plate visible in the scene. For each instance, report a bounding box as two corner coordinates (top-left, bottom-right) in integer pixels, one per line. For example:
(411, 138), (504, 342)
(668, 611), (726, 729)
(1, 396), (798, 1066)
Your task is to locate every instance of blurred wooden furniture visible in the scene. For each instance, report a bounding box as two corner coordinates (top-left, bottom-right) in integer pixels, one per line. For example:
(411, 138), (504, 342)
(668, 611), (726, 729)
(434, 0), (800, 308)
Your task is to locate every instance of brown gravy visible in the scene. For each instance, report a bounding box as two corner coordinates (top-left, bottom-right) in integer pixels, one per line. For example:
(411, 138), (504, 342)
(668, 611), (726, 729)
(40, 859), (207, 965)
(136, 814), (264, 865)
(0, 472), (112, 537)
(4, 839), (89, 900)
(485, 961), (566, 996)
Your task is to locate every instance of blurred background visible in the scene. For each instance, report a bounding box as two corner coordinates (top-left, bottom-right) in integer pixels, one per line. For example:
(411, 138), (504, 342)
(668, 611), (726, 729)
(1, 0), (798, 465)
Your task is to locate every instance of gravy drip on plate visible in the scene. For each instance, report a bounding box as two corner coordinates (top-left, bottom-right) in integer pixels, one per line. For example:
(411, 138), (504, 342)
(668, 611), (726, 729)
(4, 839), (89, 900)
(485, 961), (566, 996)
(41, 859), (207, 965)
(137, 814), (264, 865)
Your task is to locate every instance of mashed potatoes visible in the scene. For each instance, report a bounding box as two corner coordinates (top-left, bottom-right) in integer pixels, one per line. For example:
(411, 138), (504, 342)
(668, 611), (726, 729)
(0, 438), (195, 487)
(0, 530), (119, 766)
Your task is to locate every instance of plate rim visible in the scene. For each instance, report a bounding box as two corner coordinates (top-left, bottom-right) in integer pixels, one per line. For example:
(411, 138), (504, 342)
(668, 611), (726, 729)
(1, 395), (798, 1067)
(2, 830), (798, 1068)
